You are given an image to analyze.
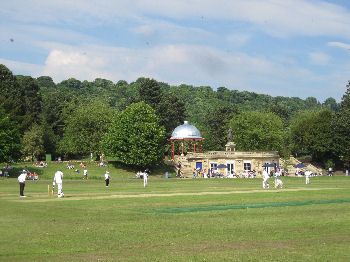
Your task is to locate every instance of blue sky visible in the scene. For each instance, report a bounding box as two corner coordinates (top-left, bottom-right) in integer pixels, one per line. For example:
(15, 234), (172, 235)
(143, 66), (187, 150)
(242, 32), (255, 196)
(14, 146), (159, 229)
(1, 0), (350, 102)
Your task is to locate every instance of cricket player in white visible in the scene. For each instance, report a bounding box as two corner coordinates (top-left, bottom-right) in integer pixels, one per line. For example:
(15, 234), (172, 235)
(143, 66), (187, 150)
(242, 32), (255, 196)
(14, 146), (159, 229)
(143, 172), (148, 188)
(263, 170), (270, 189)
(274, 169), (281, 188)
(18, 170), (27, 197)
(275, 179), (283, 188)
(104, 171), (110, 187)
(305, 170), (312, 184)
(54, 170), (64, 198)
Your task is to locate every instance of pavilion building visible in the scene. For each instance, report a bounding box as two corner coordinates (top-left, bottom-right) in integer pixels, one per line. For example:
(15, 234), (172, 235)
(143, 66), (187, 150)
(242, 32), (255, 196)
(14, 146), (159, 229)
(170, 121), (280, 178)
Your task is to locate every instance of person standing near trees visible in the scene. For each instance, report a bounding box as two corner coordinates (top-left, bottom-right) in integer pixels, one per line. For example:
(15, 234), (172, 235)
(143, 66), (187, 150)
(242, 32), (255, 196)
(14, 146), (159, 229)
(104, 171), (110, 187)
(18, 170), (27, 197)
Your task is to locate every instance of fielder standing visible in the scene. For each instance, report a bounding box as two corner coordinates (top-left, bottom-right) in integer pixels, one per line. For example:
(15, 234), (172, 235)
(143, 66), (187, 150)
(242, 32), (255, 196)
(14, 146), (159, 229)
(83, 167), (88, 180)
(143, 172), (148, 188)
(305, 169), (312, 184)
(18, 170), (27, 197)
(54, 170), (64, 198)
(263, 170), (270, 189)
(104, 171), (110, 187)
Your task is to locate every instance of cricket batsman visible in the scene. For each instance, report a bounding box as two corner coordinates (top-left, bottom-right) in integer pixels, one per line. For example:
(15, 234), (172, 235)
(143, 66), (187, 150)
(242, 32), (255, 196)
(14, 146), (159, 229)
(54, 170), (64, 198)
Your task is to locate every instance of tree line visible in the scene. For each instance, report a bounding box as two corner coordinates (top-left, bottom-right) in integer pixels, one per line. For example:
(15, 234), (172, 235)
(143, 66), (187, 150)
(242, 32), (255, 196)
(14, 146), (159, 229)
(0, 64), (349, 169)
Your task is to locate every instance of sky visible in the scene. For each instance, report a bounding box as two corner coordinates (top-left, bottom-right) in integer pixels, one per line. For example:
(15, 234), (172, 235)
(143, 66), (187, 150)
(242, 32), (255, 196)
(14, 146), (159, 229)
(1, 0), (350, 102)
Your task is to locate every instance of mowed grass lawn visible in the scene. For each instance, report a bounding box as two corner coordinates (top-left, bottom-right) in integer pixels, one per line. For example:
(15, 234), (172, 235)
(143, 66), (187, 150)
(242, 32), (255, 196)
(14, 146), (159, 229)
(1, 175), (350, 261)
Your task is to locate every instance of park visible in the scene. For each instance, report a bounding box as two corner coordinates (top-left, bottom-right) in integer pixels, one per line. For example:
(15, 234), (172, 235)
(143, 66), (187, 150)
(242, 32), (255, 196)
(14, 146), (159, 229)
(1, 160), (350, 261)
(2, 2), (350, 260)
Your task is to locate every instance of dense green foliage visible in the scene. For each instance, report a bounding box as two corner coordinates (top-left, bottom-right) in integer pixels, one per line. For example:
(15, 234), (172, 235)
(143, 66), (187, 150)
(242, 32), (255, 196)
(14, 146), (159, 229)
(290, 109), (335, 163)
(101, 102), (166, 168)
(135, 78), (186, 136)
(229, 111), (285, 153)
(21, 123), (45, 161)
(0, 65), (26, 130)
(204, 104), (239, 150)
(0, 108), (21, 162)
(332, 81), (350, 168)
(58, 101), (114, 156)
(0, 63), (349, 169)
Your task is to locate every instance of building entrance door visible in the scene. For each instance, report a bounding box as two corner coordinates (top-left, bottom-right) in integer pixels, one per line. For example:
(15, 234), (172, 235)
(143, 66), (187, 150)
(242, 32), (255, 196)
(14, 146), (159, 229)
(196, 162), (202, 171)
(227, 162), (235, 177)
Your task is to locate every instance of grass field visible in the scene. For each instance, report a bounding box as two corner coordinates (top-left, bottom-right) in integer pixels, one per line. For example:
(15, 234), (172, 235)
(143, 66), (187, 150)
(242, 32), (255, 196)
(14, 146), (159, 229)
(1, 170), (350, 261)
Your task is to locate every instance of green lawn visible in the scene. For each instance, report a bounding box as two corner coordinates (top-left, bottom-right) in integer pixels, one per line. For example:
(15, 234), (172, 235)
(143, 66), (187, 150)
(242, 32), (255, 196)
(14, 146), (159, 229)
(1, 172), (350, 261)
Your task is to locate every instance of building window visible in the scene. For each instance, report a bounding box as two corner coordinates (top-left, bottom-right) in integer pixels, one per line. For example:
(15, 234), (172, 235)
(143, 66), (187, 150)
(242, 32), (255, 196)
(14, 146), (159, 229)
(243, 161), (251, 171)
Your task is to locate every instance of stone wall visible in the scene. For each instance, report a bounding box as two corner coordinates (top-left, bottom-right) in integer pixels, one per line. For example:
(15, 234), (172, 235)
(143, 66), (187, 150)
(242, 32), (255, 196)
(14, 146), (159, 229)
(175, 150), (280, 178)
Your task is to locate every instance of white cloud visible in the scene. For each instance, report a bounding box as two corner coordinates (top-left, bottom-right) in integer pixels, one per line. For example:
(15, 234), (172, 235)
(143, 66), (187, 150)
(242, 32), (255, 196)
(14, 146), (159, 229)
(1, 41), (345, 100)
(328, 41), (350, 50)
(308, 52), (331, 65)
(1, 0), (349, 101)
(39, 43), (308, 90)
(2, 0), (350, 39)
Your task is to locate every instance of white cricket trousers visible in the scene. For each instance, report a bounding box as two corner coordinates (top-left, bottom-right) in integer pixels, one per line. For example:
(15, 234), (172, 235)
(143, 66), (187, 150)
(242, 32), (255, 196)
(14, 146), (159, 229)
(57, 183), (63, 197)
(144, 177), (147, 188)
(263, 179), (269, 189)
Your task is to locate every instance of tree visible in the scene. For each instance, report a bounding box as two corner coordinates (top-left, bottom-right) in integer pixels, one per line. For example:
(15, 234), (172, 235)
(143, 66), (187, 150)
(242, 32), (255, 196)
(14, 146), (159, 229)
(0, 107), (21, 163)
(101, 102), (166, 168)
(157, 92), (186, 135)
(341, 81), (350, 109)
(57, 78), (82, 90)
(323, 97), (340, 111)
(135, 78), (186, 136)
(41, 89), (77, 137)
(16, 75), (42, 127)
(304, 97), (320, 109)
(204, 104), (239, 150)
(229, 111), (285, 153)
(21, 123), (44, 161)
(36, 76), (56, 93)
(58, 101), (114, 156)
(0, 64), (26, 129)
(267, 104), (291, 126)
(333, 81), (350, 168)
(289, 109), (335, 163)
(136, 78), (163, 107)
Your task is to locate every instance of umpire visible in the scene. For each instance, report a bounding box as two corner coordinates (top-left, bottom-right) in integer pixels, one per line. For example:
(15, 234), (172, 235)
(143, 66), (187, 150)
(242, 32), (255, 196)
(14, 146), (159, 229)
(18, 170), (27, 197)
